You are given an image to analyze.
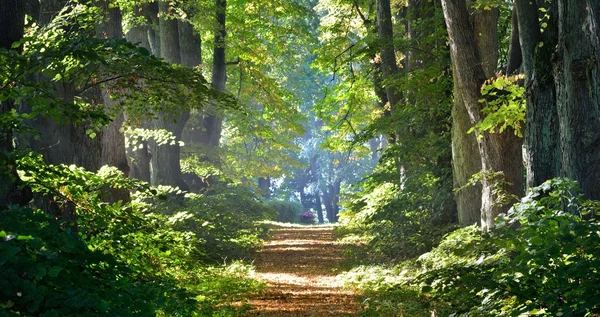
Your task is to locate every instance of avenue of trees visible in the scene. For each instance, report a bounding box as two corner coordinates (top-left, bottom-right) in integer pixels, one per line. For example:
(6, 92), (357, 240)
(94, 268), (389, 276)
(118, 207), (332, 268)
(1, 0), (600, 315)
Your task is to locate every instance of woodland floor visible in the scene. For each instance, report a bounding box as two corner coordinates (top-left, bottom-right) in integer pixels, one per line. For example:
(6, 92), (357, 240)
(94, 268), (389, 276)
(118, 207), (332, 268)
(243, 224), (360, 316)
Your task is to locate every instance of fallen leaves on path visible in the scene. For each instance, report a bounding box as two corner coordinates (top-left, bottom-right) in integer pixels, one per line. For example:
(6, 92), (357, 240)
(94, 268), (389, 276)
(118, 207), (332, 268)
(243, 225), (360, 316)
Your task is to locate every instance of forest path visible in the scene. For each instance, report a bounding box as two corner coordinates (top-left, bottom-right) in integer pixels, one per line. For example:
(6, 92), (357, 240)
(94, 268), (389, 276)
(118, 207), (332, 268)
(243, 224), (360, 316)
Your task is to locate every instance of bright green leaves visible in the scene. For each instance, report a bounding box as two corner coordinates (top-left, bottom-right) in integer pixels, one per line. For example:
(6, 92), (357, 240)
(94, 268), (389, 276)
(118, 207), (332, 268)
(3, 151), (268, 316)
(126, 127), (184, 149)
(472, 74), (526, 138)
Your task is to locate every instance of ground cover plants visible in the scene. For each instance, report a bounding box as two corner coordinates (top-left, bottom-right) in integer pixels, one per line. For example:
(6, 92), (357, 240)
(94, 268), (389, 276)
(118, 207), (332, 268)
(0, 155), (270, 316)
(339, 179), (600, 316)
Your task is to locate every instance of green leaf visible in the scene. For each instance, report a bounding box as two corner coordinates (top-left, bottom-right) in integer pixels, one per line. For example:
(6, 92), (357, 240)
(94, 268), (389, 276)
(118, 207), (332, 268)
(48, 266), (63, 277)
(17, 235), (33, 241)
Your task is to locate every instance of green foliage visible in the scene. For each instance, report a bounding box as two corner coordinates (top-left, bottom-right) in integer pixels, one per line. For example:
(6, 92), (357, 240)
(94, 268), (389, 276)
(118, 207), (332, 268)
(137, 183), (276, 262)
(0, 154), (266, 316)
(339, 162), (457, 262)
(1, 3), (235, 138)
(472, 74), (526, 138)
(340, 264), (431, 316)
(265, 200), (303, 223)
(343, 179), (600, 316)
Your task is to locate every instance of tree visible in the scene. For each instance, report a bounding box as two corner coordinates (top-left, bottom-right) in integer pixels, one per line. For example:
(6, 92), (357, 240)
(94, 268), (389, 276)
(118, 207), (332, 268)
(148, 1), (190, 188)
(0, 0), (26, 206)
(441, 0), (523, 230)
(517, 0), (600, 200)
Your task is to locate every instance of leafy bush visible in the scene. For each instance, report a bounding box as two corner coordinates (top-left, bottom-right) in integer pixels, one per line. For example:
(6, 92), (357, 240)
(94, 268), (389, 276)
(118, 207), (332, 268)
(0, 155), (266, 316)
(299, 211), (316, 224)
(264, 200), (303, 223)
(339, 167), (456, 262)
(343, 178), (600, 316)
(417, 178), (600, 316)
(139, 182), (276, 262)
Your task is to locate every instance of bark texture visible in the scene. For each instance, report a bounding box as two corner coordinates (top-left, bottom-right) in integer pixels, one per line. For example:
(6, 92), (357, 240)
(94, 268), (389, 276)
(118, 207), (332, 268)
(452, 94), (482, 225)
(96, 2), (130, 195)
(442, 0), (523, 230)
(516, 0), (560, 189)
(149, 1), (189, 189)
(22, 0), (103, 172)
(203, 0), (227, 148)
(553, 1), (600, 199)
(376, 0), (402, 115)
(506, 9), (522, 74)
(0, 0), (26, 206)
(124, 22), (152, 182)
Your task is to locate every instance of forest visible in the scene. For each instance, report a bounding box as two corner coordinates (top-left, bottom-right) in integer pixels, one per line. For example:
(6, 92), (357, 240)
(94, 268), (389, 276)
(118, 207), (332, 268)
(1, 0), (599, 316)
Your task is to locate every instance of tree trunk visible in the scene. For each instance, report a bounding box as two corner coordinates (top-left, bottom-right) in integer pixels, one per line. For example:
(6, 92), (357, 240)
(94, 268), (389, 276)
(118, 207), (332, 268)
(452, 94), (482, 226)
(258, 177), (270, 197)
(315, 191), (324, 224)
(204, 0), (227, 148)
(124, 12), (152, 182)
(331, 179), (341, 222)
(0, 0), (26, 207)
(553, 0), (600, 199)
(322, 188), (334, 222)
(21, 0), (103, 172)
(95, 2), (130, 202)
(376, 0), (402, 111)
(148, 1), (190, 189)
(515, 0), (560, 189)
(506, 8), (522, 74)
(442, 0), (523, 230)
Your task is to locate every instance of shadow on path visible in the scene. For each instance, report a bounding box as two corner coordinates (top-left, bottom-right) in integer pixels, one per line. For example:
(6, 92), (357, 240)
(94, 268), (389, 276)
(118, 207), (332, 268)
(243, 225), (359, 316)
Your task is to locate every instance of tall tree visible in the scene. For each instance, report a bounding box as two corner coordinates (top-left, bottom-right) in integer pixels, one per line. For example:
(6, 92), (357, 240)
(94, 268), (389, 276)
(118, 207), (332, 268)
(517, 0), (600, 200)
(124, 5), (153, 182)
(441, 0), (523, 230)
(203, 0), (227, 148)
(95, 1), (131, 202)
(148, 1), (190, 188)
(0, 0), (26, 206)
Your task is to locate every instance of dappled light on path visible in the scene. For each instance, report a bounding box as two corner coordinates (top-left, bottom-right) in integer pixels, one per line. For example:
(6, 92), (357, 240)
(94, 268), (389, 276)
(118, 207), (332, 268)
(244, 225), (359, 316)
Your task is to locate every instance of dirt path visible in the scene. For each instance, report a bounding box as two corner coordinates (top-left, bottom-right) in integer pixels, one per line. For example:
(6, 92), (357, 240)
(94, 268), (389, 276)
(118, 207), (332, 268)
(243, 224), (359, 316)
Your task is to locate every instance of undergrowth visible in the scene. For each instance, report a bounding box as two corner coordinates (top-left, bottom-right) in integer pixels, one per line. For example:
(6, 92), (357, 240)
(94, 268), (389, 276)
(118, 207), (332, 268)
(339, 178), (600, 316)
(0, 154), (272, 316)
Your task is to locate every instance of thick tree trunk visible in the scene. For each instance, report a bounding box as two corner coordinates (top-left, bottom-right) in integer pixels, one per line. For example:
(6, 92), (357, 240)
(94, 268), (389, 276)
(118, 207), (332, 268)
(473, 8), (499, 78)
(148, 1), (189, 189)
(0, 0), (26, 207)
(21, 0), (102, 172)
(124, 15), (152, 182)
(201, 0), (227, 148)
(515, 0), (560, 188)
(553, 0), (600, 199)
(376, 0), (402, 111)
(506, 9), (522, 74)
(452, 94), (482, 226)
(315, 191), (324, 224)
(442, 0), (523, 230)
(96, 2), (131, 203)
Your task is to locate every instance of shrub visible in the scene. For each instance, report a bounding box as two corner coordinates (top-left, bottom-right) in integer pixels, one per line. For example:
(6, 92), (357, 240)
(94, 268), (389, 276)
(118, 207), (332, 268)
(418, 178), (600, 316)
(0, 155), (265, 316)
(135, 182), (277, 262)
(299, 211), (316, 224)
(264, 200), (303, 223)
(342, 178), (600, 316)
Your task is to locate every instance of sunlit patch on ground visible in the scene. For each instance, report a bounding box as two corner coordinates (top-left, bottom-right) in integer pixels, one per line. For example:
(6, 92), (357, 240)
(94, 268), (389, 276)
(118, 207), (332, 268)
(243, 224), (360, 316)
